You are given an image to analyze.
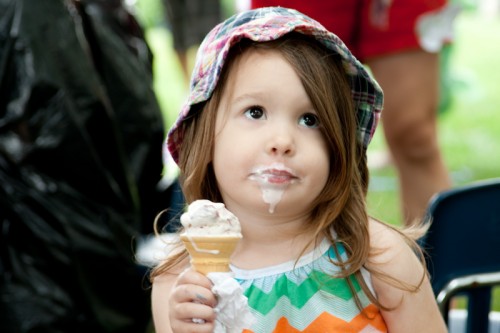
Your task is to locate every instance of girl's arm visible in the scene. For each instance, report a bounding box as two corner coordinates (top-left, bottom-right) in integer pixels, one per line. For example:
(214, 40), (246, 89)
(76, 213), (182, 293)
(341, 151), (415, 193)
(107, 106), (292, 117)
(367, 220), (447, 333)
(151, 265), (217, 333)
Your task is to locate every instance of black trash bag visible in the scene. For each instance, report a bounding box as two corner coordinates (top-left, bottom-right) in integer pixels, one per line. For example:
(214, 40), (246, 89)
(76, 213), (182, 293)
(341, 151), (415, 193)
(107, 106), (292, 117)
(0, 0), (172, 331)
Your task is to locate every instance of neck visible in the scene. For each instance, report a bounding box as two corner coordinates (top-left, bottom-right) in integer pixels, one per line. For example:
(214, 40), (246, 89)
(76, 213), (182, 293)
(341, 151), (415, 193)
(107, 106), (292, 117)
(228, 207), (319, 269)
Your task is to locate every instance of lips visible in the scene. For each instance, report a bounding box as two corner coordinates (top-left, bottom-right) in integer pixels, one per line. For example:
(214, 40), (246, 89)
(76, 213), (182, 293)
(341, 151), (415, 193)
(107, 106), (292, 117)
(260, 169), (296, 184)
(249, 163), (299, 185)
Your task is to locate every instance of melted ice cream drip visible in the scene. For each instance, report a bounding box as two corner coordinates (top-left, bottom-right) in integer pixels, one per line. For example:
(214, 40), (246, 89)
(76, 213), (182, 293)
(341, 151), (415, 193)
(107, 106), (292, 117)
(260, 185), (285, 213)
(249, 163), (298, 213)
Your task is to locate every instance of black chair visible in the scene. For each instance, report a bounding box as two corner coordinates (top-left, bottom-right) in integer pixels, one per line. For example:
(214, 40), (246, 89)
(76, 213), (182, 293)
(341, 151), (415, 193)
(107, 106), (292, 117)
(421, 178), (500, 333)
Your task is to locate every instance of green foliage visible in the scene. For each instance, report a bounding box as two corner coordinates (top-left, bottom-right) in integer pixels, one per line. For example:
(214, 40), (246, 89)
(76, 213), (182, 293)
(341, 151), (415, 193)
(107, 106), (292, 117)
(134, 0), (165, 30)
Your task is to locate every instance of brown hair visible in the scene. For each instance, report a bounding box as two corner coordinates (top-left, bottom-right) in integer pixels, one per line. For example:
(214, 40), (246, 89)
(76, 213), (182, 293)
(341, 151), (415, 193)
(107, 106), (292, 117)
(150, 34), (426, 311)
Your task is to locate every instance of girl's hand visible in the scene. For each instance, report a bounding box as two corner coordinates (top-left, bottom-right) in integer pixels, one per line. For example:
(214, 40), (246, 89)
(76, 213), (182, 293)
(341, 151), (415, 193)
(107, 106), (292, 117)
(168, 268), (218, 332)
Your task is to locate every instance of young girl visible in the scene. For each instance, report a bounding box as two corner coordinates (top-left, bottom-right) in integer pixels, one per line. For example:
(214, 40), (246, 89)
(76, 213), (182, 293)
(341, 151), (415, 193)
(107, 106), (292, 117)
(151, 7), (446, 333)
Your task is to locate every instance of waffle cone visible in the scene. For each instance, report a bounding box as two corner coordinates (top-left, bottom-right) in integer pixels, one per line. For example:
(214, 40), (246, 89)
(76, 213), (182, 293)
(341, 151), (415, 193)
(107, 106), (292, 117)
(180, 234), (242, 275)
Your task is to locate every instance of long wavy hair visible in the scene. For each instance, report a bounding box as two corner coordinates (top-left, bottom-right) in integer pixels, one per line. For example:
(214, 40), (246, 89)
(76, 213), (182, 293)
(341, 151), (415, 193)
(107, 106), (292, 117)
(150, 33), (426, 312)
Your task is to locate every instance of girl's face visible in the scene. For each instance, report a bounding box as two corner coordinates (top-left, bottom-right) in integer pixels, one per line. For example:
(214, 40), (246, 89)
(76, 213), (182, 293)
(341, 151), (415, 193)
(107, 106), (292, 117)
(212, 48), (330, 218)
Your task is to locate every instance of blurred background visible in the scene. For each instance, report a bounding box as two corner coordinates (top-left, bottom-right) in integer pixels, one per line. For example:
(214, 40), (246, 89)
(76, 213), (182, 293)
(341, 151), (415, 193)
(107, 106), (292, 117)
(131, 0), (500, 226)
(1, 1), (498, 331)
(128, 0), (499, 316)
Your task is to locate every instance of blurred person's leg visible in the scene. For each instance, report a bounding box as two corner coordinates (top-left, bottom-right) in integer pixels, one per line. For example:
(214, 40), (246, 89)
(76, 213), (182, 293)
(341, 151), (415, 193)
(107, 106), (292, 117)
(162, 0), (222, 84)
(359, 0), (456, 225)
(367, 50), (451, 225)
(162, 0), (186, 81)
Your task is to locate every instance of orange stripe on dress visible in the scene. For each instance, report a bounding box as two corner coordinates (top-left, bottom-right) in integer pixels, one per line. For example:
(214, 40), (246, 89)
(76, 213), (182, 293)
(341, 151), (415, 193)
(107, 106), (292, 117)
(242, 304), (387, 333)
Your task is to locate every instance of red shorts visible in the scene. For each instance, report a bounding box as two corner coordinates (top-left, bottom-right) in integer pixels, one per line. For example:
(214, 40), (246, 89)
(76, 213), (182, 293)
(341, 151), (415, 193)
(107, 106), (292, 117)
(251, 0), (447, 61)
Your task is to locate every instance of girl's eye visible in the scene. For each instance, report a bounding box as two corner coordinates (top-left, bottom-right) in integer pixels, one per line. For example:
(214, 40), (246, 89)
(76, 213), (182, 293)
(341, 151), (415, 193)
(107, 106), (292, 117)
(244, 106), (266, 120)
(299, 113), (320, 128)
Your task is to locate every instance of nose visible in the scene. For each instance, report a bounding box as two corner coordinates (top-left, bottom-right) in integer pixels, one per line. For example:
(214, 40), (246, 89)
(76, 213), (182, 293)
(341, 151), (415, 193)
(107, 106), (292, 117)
(265, 125), (295, 156)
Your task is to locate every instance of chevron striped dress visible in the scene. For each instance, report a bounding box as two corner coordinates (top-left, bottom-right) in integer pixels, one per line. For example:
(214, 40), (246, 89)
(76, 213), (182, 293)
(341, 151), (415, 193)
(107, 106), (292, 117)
(232, 238), (388, 332)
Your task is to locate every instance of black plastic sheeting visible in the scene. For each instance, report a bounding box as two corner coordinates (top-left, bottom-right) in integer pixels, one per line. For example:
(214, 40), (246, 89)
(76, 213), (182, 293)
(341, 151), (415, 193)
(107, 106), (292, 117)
(0, 0), (180, 331)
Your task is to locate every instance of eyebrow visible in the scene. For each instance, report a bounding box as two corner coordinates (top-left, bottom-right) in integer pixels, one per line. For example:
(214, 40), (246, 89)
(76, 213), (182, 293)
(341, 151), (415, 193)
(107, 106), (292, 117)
(231, 92), (266, 104)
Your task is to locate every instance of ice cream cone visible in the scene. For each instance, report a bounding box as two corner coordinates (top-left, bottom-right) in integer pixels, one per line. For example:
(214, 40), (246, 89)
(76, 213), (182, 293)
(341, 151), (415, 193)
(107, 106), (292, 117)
(181, 234), (242, 275)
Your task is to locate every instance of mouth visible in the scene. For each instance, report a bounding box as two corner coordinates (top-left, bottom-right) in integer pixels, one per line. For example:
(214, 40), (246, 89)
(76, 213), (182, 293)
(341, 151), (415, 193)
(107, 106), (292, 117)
(249, 163), (299, 185)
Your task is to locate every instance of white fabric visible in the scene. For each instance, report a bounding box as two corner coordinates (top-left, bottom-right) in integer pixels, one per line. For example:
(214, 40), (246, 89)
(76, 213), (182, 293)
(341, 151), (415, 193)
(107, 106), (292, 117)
(416, 3), (461, 52)
(207, 272), (255, 332)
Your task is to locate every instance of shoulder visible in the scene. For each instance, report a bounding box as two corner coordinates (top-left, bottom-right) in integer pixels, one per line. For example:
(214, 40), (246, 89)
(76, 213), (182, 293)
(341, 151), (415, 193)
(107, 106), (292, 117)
(152, 255), (190, 295)
(367, 218), (415, 267)
(151, 257), (190, 331)
(365, 219), (447, 332)
(366, 218), (423, 301)
(150, 235), (190, 311)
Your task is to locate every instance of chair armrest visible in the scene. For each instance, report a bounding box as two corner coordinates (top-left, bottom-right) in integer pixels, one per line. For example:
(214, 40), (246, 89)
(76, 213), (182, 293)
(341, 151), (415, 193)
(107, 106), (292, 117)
(437, 272), (500, 315)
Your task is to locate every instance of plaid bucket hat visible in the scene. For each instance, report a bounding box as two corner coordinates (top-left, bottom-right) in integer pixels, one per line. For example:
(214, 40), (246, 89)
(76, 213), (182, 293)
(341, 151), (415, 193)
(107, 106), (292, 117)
(166, 6), (383, 163)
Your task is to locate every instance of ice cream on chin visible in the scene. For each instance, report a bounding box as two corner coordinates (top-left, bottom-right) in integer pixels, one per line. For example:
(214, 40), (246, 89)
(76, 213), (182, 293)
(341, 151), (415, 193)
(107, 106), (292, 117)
(249, 163), (299, 213)
(180, 200), (242, 274)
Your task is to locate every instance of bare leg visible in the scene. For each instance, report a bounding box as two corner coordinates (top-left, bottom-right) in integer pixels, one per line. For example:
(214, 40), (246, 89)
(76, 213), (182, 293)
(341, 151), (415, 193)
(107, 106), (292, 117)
(367, 50), (452, 225)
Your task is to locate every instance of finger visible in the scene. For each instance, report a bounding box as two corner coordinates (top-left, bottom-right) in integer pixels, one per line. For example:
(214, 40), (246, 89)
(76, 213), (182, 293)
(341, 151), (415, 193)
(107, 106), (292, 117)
(177, 267), (214, 289)
(177, 301), (217, 322)
(171, 321), (215, 333)
(172, 283), (217, 307)
(170, 301), (216, 333)
(170, 318), (215, 333)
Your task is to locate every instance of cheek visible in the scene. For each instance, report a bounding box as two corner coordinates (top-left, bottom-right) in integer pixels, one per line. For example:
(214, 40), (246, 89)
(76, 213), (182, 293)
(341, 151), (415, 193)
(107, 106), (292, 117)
(213, 129), (250, 178)
(214, 124), (256, 158)
(314, 154), (330, 182)
(306, 141), (330, 189)
(213, 129), (234, 164)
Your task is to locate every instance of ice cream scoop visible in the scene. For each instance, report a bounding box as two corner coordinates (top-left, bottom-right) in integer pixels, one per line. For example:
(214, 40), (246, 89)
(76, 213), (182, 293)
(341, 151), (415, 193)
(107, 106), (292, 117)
(180, 200), (241, 236)
(180, 200), (242, 274)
